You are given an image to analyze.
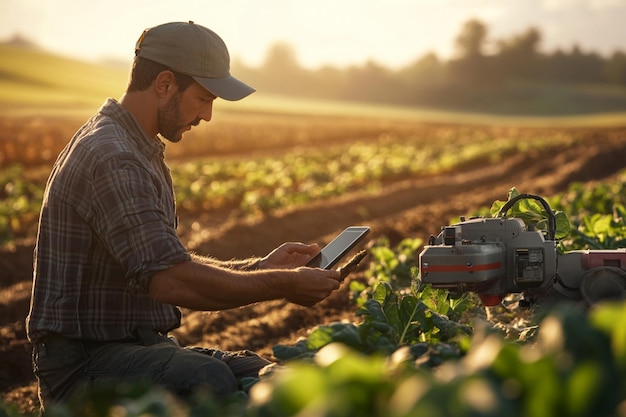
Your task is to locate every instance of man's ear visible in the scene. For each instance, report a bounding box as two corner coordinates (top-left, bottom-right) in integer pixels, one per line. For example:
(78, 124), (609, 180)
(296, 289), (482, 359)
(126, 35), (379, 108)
(154, 70), (177, 97)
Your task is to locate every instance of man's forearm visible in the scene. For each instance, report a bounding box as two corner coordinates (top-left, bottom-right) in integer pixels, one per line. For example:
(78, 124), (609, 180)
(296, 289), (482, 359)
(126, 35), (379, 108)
(150, 260), (285, 310)
(190, 253), (261, 270)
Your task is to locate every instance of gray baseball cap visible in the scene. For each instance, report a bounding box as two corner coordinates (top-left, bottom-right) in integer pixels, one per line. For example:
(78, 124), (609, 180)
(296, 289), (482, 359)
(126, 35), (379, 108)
(135, 21), (255, 101)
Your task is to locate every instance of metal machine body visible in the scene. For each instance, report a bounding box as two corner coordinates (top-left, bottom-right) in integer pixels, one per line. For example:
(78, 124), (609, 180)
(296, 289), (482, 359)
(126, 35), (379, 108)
(419, 204), (626, 306)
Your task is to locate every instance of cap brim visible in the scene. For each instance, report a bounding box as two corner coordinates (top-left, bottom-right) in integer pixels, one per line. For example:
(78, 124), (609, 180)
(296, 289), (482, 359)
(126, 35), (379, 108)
(193, 75), (255, 101)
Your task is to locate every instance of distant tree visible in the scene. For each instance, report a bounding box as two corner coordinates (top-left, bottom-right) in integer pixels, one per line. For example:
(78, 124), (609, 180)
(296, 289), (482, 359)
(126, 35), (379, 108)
(340, 60), (402, 102)
(258, 42), (307, 94)
(543, 48), (570, 82)
(231, 19), (624, 112)
(497, 27), (541, 57)
(572, 45), (604, 82)
(449, 19), (490, 85)
(603, 51), (626, 84)
(455, 19), (488, 59)
(494, 27), (542, 80)
(261, 42), (300, 73)
(547, 45), (605, 83)
(397, 52), (446, 104)
(399, 52), (443, 83)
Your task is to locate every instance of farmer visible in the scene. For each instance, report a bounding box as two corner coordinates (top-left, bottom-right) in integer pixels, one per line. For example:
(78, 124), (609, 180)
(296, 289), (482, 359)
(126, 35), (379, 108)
(26, 21), (344, 410)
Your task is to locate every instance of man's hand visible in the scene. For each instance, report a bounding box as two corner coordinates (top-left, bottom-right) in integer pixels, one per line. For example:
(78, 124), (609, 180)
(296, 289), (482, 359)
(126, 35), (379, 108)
(259, 242), (320, 269)
(285, 267), (342, 307)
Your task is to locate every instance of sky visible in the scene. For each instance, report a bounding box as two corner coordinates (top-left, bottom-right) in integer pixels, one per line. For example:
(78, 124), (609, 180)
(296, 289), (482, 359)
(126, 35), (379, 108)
(1, 0), (626, 70)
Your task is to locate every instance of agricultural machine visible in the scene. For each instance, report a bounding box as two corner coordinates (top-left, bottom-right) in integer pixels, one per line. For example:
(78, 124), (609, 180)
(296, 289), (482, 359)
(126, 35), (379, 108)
(419, 194), (626, 306)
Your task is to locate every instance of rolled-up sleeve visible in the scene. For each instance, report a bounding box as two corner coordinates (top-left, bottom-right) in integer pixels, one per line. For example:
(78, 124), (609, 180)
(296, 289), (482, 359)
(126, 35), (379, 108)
(90, 153), (190, 291)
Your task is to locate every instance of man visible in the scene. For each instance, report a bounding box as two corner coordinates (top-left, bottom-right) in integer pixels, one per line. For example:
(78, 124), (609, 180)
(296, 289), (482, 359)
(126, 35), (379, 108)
(26, 21), (344, 409)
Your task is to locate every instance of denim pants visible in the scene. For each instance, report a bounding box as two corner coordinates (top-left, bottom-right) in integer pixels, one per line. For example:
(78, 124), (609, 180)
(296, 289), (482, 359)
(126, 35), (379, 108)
(32, 332), (272, 410)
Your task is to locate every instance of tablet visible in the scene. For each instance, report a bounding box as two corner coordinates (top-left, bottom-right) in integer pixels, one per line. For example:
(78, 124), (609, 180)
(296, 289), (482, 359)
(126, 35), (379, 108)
(306, 226), (371, 269)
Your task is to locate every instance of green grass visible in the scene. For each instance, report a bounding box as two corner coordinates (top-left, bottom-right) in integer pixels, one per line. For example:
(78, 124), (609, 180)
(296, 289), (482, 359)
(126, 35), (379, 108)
(0, 44), (128, 115)
(2, 44), (626, 127)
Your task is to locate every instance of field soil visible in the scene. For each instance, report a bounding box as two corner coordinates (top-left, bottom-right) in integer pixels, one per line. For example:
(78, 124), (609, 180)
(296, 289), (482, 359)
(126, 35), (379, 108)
(2, 125), (626, 414)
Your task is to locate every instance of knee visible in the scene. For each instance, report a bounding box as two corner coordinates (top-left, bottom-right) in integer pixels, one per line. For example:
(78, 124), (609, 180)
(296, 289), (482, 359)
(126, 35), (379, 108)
(162, 351), (238, 397)
(192, 357), (239, 396)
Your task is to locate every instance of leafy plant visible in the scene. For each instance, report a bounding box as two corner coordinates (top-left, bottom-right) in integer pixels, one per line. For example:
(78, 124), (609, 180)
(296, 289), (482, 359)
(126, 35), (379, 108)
(249, 301), (626, 417)
(349, 236), (422, 306)
(0, 164), (44, 245)
(273, 277), (473, 368)
(490, 187), (571, 240)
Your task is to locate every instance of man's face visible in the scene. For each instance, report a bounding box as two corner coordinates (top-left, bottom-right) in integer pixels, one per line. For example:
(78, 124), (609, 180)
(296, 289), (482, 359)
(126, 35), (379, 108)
(158, 82), (215, 143)
(157, 91), (187, 142)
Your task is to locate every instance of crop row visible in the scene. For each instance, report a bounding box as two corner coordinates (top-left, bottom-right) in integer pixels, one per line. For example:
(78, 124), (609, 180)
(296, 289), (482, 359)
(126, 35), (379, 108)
(171, 133), (572, 214)
(0, 131), (575, 245)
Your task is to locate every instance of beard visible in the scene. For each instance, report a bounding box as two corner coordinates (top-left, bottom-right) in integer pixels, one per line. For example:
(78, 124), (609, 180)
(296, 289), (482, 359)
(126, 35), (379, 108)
(157, 92), (199, 143)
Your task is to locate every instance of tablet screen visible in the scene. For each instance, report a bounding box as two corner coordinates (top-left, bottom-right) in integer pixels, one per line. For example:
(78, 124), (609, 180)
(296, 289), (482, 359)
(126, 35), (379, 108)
(306, 226), (370, 269)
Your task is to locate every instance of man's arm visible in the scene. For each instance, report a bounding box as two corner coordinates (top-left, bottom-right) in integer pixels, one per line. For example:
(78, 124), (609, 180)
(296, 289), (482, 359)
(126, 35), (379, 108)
(190, 242), (321, 271)
(149, 260), (342, 310)
(190, 253), (261, 271)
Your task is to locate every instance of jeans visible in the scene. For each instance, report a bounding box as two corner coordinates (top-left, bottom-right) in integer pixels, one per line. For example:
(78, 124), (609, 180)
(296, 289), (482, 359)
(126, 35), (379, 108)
(32, 332), (271, 411)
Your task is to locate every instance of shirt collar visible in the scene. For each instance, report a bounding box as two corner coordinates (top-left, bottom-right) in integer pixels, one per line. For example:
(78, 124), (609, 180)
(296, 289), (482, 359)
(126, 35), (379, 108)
(98, 98), (166, 160)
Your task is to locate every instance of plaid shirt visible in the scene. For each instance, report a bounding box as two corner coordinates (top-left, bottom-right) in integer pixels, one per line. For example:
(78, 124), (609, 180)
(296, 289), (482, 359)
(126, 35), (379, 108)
(27, 99), (191, 343)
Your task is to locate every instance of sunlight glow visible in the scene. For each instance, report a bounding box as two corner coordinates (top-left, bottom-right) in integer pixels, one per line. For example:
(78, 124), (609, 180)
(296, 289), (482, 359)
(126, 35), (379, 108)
(0, 0), (625, 69)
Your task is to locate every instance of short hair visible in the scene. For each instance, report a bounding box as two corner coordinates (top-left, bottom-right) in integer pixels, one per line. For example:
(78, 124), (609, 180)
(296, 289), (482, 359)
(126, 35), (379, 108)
(126, 57), (196, 93)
